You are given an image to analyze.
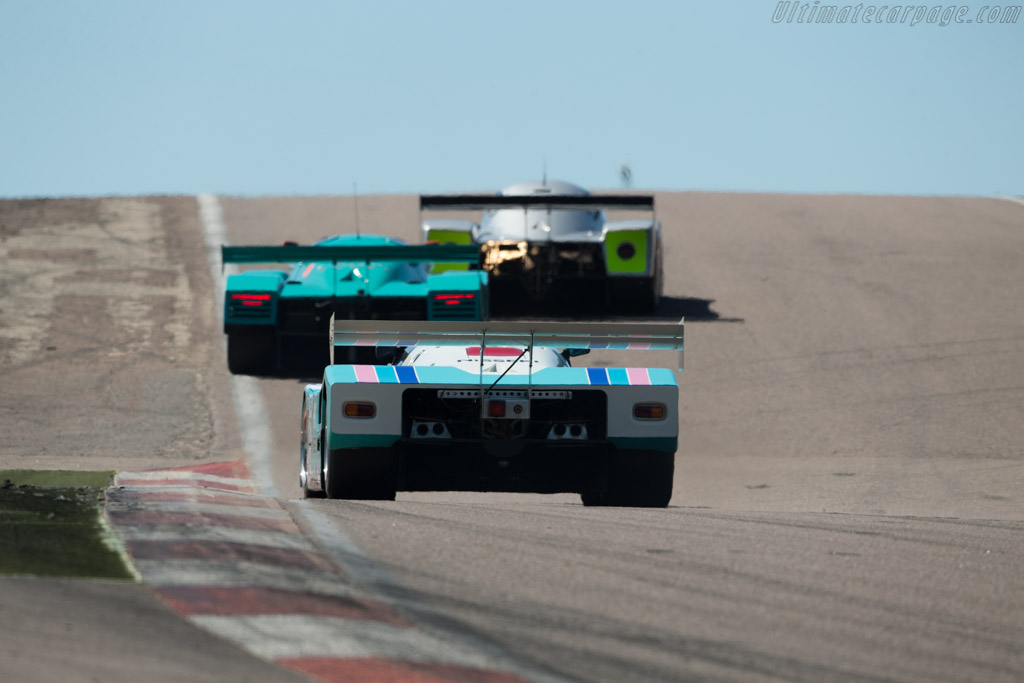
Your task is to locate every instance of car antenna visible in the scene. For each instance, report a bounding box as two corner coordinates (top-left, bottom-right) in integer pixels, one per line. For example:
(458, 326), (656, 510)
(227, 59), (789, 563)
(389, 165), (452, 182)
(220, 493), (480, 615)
(352, 181), (360, 238)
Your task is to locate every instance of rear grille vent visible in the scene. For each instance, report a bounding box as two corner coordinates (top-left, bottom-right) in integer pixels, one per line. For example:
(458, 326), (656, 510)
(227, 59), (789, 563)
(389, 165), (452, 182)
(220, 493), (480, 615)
(227, 294), (274, 321)
(429, 293), (479, 320)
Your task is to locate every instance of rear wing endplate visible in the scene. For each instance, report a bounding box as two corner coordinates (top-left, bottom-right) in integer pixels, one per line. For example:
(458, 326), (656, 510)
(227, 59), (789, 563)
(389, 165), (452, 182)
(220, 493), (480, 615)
(420, 194), (654, 212)
(222, 244), (480, 267)
(330, 316), (684, 371)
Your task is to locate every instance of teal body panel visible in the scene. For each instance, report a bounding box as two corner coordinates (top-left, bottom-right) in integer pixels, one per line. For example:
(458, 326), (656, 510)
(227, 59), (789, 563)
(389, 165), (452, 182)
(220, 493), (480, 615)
(225, 271), (289, 291)
(327, 433), (400, 450)
(223, 271), (287, 327)
(223, 234), (489, 328)
(323, 364), (676, 387)
(321, 363), (678, 458)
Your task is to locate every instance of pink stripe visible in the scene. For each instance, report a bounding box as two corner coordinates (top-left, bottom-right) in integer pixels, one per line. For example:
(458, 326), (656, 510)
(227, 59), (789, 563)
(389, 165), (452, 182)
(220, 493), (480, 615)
(626, 368), (651, 385)
(354, 365), (379, 383)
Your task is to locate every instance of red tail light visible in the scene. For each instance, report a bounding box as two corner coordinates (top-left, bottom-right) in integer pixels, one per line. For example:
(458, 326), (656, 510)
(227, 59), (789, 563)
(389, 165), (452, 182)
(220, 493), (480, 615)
(633, 403), (666, 420)
(433, 293), (475, 301)
(231, 294), (272, 301)
(487, 400), (506, 418)
(241, 301), (264, 307)
(343, 402), (376, 418)
(465, 347), (522, 357)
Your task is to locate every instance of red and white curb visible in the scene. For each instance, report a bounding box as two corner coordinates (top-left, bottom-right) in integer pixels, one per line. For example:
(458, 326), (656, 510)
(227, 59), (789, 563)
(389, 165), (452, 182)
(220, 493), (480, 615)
(105, 460), (567, 683)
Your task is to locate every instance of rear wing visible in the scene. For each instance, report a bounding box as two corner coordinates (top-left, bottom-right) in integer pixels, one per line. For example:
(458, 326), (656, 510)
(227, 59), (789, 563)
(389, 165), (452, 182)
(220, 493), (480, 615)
(330, 316), (683, 371)
(420, 194), (654, 212)
(222, 244), (480, 267)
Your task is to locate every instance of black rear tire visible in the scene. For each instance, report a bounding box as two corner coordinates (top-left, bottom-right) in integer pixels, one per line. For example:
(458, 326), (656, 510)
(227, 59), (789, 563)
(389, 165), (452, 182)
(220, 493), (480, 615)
(324, 447), (397, 501)
(300, 440), (326, 499)
(610, 277), (660, 316)
(227, 330), (276, 375)
(582, 450), (674, 508)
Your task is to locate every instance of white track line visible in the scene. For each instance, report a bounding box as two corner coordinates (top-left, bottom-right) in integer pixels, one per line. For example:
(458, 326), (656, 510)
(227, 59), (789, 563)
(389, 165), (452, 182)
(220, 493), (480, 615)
(197, 193), (278, 497)
(296, 502), (572, 683)
(196, 194), (569, 683)
(193, 614), (497, 665)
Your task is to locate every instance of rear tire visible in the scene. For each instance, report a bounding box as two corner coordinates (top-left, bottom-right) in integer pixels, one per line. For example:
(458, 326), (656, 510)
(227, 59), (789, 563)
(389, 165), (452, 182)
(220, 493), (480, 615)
(323, 447), (397, 500)
(610, 277), (660, 315)
(227, 330), (276, 375)
(582, 450), (674, 508)
(300, 439), (325, 499)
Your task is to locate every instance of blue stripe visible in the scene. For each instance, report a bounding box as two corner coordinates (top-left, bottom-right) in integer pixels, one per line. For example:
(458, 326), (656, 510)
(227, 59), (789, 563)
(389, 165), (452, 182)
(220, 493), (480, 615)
(376, 366), (398, 383)
(607, 368), (630, 386)
(395, 365), (419, 384)
(587, 368), (609, 385)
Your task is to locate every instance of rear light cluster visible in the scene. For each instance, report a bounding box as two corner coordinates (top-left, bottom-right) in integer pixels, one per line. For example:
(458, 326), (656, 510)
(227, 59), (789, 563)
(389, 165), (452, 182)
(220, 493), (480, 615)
(227, 293), (274, 320)
(430, 292), (478, 320)
(231, 293), (271, 307)
(633, 403), (666, 420)
(343, 402), (376, 418)
(434, 293), (475, 306)
(465, 347), (521, 357)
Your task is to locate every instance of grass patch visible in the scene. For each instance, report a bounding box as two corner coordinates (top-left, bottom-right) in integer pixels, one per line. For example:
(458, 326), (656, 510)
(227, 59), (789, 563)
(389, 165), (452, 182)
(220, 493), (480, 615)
(0, 470), (135, 580)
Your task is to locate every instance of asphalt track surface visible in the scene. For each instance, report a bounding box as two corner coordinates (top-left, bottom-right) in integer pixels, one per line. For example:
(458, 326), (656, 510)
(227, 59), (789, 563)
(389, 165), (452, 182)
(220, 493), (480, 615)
(1, 192), (1023, 682)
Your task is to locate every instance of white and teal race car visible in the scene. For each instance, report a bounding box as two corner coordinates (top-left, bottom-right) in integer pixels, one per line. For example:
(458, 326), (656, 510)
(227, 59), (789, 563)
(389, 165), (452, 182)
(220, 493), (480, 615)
(300, 317), (683, 507)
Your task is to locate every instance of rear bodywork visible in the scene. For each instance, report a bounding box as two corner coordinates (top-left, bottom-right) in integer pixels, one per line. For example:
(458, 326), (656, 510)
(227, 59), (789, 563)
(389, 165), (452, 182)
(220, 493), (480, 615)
(421, 180), (662, 312)
(222, 234), (487, 373)
(300, 317), (683, 507)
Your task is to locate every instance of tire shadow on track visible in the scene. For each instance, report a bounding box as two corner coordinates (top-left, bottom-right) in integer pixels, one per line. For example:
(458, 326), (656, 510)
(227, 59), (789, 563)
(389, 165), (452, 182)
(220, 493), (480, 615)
(492, 295), (743, 324)
(649, 296), (744, 323)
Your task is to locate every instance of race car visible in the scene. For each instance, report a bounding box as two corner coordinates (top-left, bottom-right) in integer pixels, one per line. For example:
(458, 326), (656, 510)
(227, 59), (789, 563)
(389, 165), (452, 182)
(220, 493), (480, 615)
(221, 234), (487, 374)
(299, 316), (683, 507)
(421, 180), (662, 313)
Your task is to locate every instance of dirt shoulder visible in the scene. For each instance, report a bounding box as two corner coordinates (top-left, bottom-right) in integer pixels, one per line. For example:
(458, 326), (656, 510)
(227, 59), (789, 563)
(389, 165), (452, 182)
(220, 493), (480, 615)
(0, 196), (300, 682)
(0, 196), (243, 473)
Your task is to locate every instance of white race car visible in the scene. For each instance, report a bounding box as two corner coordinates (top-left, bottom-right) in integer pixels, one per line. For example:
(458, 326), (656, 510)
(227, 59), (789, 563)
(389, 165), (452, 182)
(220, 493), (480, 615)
(300, 316), (683, 507)
(421, 180), (663, 313)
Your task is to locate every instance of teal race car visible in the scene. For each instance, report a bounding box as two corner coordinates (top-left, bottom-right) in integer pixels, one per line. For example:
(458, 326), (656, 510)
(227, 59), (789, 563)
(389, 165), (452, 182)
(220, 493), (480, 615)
(300, 316), (684, 506)
(222, 234), (487, 374)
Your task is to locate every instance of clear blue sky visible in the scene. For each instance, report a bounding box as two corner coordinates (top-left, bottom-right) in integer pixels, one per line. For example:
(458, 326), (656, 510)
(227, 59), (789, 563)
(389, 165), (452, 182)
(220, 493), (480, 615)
(1, 1), (1021, 198)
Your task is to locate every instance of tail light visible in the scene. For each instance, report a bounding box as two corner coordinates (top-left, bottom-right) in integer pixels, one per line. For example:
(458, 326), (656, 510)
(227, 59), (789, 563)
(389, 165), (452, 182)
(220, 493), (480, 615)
(633, 403), (666, 420)
(434, 293), (475, 306)
(465, 347), (522, 357)
(483, 397), (529, 419)
(343, 402), (376, 418)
